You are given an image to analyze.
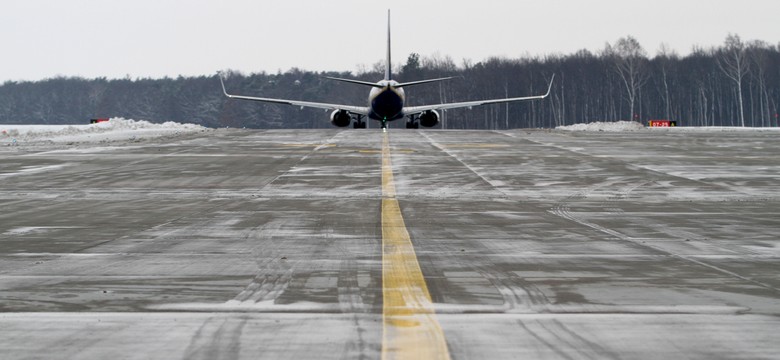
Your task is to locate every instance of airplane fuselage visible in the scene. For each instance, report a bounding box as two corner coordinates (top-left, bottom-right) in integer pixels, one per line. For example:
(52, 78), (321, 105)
(368, 80), (405, 121)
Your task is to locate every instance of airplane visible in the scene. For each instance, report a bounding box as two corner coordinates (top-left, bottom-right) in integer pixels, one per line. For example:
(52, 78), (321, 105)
(218, 10), (554, 130)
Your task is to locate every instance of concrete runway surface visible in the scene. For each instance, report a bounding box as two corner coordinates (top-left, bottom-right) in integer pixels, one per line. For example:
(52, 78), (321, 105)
(1, 128), (779, 359)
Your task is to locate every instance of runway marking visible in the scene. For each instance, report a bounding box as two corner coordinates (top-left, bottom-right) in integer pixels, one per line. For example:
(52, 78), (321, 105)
(381, 134), (451, 360)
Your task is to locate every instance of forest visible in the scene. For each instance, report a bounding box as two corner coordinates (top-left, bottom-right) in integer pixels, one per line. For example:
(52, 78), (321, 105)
(1, 34), (778, 129)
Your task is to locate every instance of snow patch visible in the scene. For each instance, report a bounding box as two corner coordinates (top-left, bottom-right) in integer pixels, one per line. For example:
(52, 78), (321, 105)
(3, 227), (81, 235)
(1, 118), (208, 145)
(557, 121), (646, 132)
(0, 164), (71, 178)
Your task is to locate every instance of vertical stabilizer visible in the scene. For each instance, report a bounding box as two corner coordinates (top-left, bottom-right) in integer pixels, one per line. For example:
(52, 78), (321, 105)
(385, 9), (392, 81)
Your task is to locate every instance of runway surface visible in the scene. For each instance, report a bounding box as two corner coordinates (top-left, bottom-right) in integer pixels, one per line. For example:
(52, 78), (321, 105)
(1, 128), (779, 359)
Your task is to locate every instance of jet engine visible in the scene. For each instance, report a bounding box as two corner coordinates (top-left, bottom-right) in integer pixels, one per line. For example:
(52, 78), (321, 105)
(419, 110), (440, 127)
(330, 109), (351, 127)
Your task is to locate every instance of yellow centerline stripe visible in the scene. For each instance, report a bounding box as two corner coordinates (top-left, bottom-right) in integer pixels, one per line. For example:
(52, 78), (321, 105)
(381, 134), (451, 360)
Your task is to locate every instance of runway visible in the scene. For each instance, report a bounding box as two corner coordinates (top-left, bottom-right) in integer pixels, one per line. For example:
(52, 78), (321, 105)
(1, 128), (779, 359)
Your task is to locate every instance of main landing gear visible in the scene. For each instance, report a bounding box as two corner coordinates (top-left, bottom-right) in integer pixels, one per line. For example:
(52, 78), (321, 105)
(405, 115), (419, 129)
(353, 115), (367, 129)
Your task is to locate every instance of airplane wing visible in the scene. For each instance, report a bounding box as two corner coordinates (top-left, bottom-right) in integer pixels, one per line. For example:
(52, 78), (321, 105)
(219, 74), (370, 115)
(404, 75), (555, 115)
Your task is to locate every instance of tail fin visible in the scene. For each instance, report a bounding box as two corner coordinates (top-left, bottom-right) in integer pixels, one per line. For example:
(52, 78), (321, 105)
(385, 9), (392, 81)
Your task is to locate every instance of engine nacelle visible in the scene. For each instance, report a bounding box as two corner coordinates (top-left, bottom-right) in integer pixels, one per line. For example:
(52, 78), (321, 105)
(330, 109), (351, 127)
(419, 110), (440, 127)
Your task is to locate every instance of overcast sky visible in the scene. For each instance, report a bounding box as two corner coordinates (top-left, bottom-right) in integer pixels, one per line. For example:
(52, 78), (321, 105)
(1, 0), (778, 82)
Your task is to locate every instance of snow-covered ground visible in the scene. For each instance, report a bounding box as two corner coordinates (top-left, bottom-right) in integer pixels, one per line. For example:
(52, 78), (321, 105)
(0, 118), (208, 145)
(557, 121), (780, 132)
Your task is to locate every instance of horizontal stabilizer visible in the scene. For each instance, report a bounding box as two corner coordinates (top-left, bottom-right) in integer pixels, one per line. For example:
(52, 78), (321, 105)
(324, 76), (386, 88)
(396, 77), (458, 88)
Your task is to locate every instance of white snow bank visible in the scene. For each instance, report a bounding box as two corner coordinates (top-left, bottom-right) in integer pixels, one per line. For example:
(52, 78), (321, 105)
(557, 121), (780, 132)
(557, 121), (646, 132)
(1, 118), (208, 145)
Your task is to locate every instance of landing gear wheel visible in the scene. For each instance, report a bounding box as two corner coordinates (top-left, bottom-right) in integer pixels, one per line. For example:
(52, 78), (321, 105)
(353, 121), (367, 129)
(405, 121), (419, 129)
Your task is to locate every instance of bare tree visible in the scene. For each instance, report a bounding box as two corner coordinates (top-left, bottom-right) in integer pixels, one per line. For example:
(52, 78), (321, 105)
(655, 43), (678, 120)
(609, 36), (649, 121)
(716, 34), (750, 127)
(747, 40), (772, 127)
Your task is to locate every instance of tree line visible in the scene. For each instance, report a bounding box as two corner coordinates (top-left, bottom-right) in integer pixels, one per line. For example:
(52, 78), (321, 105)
(1, 34), (778, 129)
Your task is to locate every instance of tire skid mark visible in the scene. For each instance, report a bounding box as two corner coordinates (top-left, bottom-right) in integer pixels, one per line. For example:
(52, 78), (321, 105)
(228, 219), (298, 306)
(183, 316), (248, 360)
(517, 319), (621, 360)
(473, 264), (553, 313)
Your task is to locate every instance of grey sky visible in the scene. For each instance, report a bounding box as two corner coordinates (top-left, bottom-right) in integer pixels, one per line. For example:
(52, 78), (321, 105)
(1, 0), (778, 82)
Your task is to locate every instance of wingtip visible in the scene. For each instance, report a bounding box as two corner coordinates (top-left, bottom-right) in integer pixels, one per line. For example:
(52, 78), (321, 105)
(217, 72), (230, 97)
(545, 74), (555, 97)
